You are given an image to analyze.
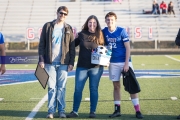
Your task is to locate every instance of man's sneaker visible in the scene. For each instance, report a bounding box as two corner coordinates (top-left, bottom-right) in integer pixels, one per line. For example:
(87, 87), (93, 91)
(59, 112), (66, 118)
(136, 111), (143, 119)
(177, 115), (180, 119)
(109, 111), (121, 118)
(89, 112), (96, 118)
(67, 111), (78, 118)
(46, 113), (53, 119)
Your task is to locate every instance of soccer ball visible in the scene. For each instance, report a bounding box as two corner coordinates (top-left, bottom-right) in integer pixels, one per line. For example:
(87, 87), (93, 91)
(93, 46), (108, 55)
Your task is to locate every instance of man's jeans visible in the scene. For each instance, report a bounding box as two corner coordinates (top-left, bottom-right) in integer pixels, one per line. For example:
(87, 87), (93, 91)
(45, 62), (68, 114)
(152, 8), (157, 14)
(73, 66), (104, 113)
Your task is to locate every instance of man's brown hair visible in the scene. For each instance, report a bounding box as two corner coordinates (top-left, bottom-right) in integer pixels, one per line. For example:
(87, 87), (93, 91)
(57, 6), (69, 15)
(105, 12), (117, 19)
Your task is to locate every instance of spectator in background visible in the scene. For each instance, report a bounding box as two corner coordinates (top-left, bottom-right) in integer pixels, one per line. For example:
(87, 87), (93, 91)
(0, 32), (6, 75)
(113, 0), (122, 4)
(168, 1), (175, 17)
(152, 0), (160, 15)
(160, 1), (167, 14)
(67, 15), (104, 118)
(143, 0), (160, 15)
(38, 6), (75, 119)
(142, 10), (152, 14)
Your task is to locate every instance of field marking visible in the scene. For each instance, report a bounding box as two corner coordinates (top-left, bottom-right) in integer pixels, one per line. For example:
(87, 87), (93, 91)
(0, 81), (38, 87)
(85, 98), (90, 101)
(30, 98), (42, 100)
(25, 93), (48, 120)
(170, 97), (177, 100)
(141, 64), (145, 66)
(0, 98), (4, 101)
(165, 55), (180, 62)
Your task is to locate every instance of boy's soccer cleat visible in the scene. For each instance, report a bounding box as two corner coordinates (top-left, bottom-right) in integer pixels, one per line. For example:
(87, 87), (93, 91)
(136, 111), (143, 119)
(109, 111), (121, 118)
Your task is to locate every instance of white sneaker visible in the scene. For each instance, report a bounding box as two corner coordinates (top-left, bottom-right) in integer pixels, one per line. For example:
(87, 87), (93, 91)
(46, 114), (53, 119)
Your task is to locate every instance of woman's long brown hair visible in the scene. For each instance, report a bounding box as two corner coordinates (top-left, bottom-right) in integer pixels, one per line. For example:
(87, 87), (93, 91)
(82, 15), (104, 45)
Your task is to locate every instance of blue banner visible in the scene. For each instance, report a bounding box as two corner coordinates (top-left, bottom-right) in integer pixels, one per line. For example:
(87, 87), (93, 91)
(0, 56), (38, 64)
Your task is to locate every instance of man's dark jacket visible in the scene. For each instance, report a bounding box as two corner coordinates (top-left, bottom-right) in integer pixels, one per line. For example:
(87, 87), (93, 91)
(175, 28), (180, 46)
(38, 20), (75, 66)
(121, 67), (141, 94)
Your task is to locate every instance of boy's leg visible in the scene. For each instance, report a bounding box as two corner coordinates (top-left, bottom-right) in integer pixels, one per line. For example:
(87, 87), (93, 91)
(108, 63), (123, 118)
(129, 63), (143, 119)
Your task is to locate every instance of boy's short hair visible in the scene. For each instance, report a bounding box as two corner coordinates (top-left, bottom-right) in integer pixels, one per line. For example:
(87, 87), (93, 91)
(105, 12), (117, 19)
(57, 6), (69, 14)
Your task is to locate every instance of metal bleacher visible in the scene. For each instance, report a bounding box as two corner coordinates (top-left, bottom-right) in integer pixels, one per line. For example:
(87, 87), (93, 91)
(0, 0), (180, 51)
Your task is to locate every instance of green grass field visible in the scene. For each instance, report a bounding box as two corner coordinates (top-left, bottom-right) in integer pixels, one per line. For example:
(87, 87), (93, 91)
(0, 55), (180, 120)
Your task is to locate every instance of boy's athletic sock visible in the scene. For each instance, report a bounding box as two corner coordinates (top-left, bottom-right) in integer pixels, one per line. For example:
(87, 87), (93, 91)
(131, 98), (140, 112)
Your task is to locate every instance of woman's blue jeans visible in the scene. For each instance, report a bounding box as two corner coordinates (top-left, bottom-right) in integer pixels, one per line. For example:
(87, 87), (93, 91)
(73, 66), (104, 113)
(45, 62), (68, 114)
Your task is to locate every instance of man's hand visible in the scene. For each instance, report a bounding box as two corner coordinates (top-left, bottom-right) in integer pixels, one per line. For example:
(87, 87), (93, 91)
(68, 65), (73, 72)
(39, 62), (45, 68)
(0, 64), (6, 75)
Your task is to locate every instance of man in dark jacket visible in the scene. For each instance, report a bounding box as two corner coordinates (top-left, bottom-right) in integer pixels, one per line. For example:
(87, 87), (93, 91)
(175, 28), (180, 119)
(38, 6), (75, 119)
(175, 29), (180, 46)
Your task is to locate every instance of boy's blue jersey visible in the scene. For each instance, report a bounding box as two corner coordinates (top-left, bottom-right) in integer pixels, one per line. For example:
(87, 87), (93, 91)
(0, 32), (4, 44)
(102, 26), (131, 62)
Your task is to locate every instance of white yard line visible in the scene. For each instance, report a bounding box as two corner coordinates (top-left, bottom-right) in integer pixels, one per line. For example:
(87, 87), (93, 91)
(25, 75), (75, 120)
(0, 98), (4, 101)
(165, 55), (180, 62)
(25, 94), (48, 120)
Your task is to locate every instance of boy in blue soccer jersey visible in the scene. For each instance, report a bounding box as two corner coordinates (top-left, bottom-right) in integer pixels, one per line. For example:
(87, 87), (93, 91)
(102, 12), (143, 119)
(0, 32), (6, 75)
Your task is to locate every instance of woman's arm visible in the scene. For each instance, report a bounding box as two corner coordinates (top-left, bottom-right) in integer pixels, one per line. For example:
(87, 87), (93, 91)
(75, 35), (80, 47)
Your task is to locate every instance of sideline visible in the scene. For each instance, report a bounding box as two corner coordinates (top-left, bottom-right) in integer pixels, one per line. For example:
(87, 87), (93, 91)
(165, 55), (180, 62)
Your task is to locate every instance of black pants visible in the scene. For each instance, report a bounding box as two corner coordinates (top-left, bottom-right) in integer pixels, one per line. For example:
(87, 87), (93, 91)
(162, 9), (166, 14)
(168, 10), (175, 15)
